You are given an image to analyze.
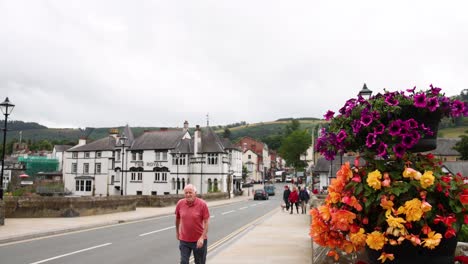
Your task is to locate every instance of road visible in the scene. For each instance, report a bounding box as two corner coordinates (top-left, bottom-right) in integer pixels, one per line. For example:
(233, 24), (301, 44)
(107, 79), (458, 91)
(0, 185), (282, 264)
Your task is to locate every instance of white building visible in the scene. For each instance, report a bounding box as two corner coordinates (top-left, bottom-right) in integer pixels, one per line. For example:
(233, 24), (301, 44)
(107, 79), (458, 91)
(63, 122), (242, 196)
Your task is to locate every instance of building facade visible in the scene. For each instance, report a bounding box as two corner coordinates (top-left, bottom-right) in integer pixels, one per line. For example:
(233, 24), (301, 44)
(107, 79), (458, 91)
(63, 122), (242, 196)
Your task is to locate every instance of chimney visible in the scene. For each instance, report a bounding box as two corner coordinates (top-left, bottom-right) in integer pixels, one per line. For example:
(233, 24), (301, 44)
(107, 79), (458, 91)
(109, 128), (119, 139)
(78, 137), (87, 146)
(183, 120), (189, 131)
(194, 125), (200, 156)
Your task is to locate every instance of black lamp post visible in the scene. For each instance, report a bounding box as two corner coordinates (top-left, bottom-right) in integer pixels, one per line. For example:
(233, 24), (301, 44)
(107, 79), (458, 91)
(175, 151), (180, 195)
(119, 133), (127, 196)
(358, 83), (373, 99)
(0, 97), (14, 200)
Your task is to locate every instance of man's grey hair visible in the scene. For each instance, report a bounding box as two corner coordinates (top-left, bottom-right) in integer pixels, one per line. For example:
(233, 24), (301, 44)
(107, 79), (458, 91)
(184, 184), (197, 193)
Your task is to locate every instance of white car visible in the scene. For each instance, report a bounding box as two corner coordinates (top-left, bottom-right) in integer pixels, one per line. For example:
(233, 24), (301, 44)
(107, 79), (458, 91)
(285, 175), (292, 182)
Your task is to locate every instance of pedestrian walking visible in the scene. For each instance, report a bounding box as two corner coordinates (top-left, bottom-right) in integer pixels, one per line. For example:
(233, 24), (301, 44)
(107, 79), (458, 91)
(175, 184), (210, 264)
(288, 186), (299, 214)
(282, 185), (291, 211)
(299, 186), (310, 214)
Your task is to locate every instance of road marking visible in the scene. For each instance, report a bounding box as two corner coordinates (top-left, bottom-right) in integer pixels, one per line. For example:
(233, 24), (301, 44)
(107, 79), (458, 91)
(221, 210), (235, 215)
(210, 215), (215, 218)
(29, 243), (112, 264)
(139, 226), (175, 237)
(251, 203), (259, 207)
(239, 207), (248, 210)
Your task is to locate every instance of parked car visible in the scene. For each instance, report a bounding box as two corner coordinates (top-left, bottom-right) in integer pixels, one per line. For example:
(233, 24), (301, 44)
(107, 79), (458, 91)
(264, 185), (275, 196)
(253, 189), (269, 200)
(285, 175), (292, 182)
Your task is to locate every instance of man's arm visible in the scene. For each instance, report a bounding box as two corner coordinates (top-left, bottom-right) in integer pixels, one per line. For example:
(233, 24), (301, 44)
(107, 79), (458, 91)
(175, 217), (180, 240)
(196, 218), (209, 248)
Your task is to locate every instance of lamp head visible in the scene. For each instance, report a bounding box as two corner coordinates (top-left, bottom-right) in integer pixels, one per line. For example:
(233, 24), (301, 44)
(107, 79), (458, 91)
(0, 97), (15, 115)
(358, 83), (372, 99)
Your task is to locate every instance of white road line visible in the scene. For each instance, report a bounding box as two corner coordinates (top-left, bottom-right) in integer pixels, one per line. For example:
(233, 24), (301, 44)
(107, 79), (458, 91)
(239, 207), (248, 210)
(221, 210), (235, 215)
(251, 203), (258, 207)
(139, 226), (175, 237)
(29, 243), (112, 264)
(210, 215), (215, 218)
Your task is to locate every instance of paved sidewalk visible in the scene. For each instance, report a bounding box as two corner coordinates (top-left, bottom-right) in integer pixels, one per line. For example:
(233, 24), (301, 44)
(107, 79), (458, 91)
(0, 190), (313, 263)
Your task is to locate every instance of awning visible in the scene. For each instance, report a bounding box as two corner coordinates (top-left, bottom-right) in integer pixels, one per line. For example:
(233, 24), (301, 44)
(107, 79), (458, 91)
(19, 174), (29, 178)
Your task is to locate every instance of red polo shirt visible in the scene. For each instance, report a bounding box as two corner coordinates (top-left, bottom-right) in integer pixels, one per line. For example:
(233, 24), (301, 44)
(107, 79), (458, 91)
(175, 198), (210, 242)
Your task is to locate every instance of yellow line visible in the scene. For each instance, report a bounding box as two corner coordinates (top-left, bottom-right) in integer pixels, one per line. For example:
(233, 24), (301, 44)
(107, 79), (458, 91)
(189, 209), (277, 263)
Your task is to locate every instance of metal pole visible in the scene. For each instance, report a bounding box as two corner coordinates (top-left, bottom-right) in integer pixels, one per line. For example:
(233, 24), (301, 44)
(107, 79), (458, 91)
(0, 116), (7, 200)
(176, 152), (179, 195)
(121, 143), (125, 195)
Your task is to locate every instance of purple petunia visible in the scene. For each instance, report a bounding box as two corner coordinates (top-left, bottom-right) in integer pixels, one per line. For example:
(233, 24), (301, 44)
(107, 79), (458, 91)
(388, 120), (402, 136)
(451, 100), (466, 117)
(336, 129), (347, 143)
(429, 84), (441, 96)
(324, 110), (335, 121)
(374, 124), (385, 135)
(351, 120), (362, 134)
(393, 143), (406, 158)
(366, 133), (376, 148)
(426, 97), (439, 112)
(405, 119), (418, 129)
(384, 94), (399, 106)
(360, 113), (373, 127)
(414, 93), (427, 108)
(376, 142), (388, 157)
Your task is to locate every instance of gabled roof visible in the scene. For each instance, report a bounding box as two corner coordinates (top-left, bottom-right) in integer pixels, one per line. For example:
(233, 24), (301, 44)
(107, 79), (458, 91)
(442, 161), (468, 176)
(116, 125), (135, 147)
(200, 127), (225, 153)
(53, 145), (73, 152)
(314, 155), (365, 176)
(425, 138), (461, 156)
(221, 138), (241, 151)
(131, 130), (186, 150)
(173, 138), (193, 154)
(68, 136), (117, 152)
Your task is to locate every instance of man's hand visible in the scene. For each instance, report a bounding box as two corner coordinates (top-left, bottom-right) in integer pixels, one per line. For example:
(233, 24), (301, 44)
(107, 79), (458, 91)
(196, 237), (204, 248)
(176, 232), (180, 241)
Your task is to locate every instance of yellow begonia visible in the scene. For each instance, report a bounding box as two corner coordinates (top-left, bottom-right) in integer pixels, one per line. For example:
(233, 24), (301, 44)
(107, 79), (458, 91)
(420, 171), (435, 189)
(349, 228), (367, 248)
(367, 170), (382, 190)
(366, 231), (385, 250)
(398, 198), (424, 222)
(402, 167), (422, 180)
(422, 231), (442, 249)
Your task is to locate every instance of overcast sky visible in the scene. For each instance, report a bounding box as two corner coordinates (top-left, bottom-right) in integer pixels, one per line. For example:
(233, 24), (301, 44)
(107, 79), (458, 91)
(1, 1), (467, 129)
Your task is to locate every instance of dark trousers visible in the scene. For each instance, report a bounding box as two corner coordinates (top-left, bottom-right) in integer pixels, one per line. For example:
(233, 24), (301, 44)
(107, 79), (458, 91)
(179, 239), (208, 264)
(290, 202), (299, 214)
(283, 199), (290, 210)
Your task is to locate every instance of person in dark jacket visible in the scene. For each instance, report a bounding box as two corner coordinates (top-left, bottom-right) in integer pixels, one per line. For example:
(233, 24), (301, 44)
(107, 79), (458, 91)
(299, 186), (310, 214)
(288, 186), (299, 214)
(282, 185), (291, 211)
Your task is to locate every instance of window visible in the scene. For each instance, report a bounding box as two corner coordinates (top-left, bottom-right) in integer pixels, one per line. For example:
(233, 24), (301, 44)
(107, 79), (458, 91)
(248, 154), (251, 159)
(86, 180), (92, 191)
(138, 172), (142, 181)
(138, 152), (143, 161)
(131, 172), (136, 181)
(85, 152), (90, 158)
(84, 163), (89, 173)
(162, 172), (167, 181)
(76, 180), (92, 192)
(96, 163), (101, 173)
(155, 151), (168, 161)
(155, 172), (160, 181)
(96, 151), (102, 158)
(116, 150), (121, 161)
(151, 191), (157, 195)
(72, 152), (78, 158)
(154, 167), (168, 182)
(207, 153), (218, 165)
(111, 175), (115, 184)
(72, 163), (77, 173)
(132, 152), (137, 161)
(173, 154), (186, 165)
(136, 191), (142, 195)
(172, 178), (176, 190)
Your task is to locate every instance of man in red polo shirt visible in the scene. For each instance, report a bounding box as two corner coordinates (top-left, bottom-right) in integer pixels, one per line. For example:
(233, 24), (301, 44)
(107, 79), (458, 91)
(175, 184), (210, 264)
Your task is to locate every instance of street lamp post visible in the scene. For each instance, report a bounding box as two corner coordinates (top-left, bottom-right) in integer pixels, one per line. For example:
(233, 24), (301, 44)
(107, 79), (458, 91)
(119, 134), (127, 196)
(0, 98), (14, 200)
(175, 151), (180, 195)
(358, 83), (373, 99)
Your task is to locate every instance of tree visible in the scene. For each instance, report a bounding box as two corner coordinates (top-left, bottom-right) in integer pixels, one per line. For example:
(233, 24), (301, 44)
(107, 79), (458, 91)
(453, 131), (468, 160)
(261, 134), (283, 151)
(284, 119), (300, 137)
(223, 128), (232, 139)
(278, 129), (312, 172)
